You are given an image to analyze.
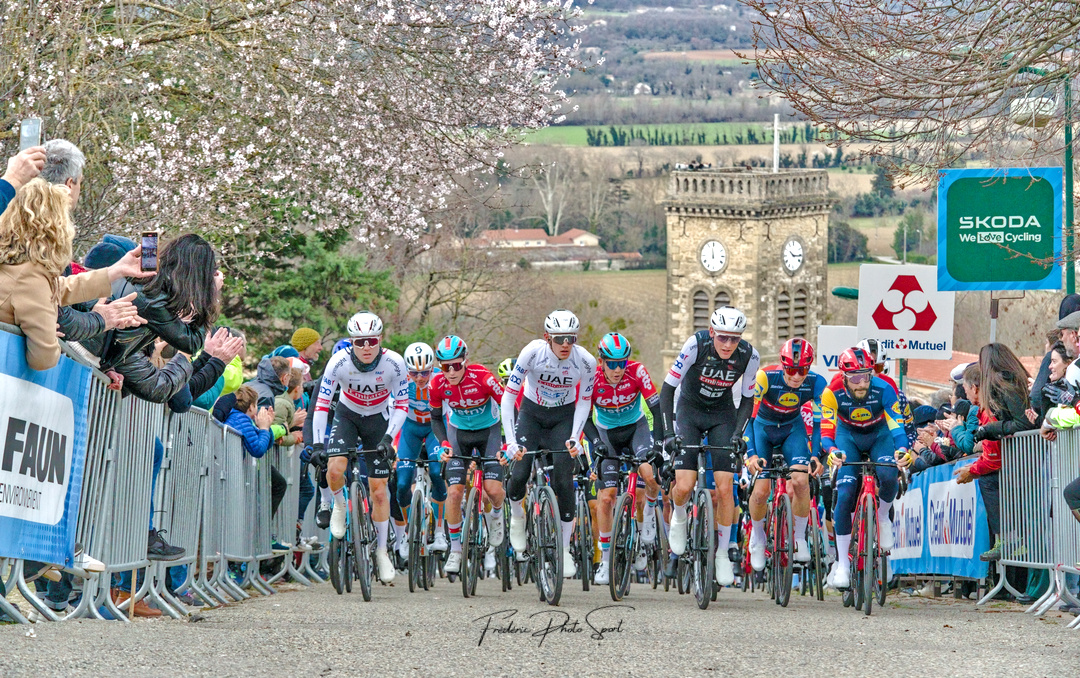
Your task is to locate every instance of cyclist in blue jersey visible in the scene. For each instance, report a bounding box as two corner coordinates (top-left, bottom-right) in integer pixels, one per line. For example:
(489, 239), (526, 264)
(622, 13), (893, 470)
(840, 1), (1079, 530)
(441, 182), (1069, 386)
(745, 338), (827, 570)
(823, 347), (908, 589)
(392, 342), (448, 561)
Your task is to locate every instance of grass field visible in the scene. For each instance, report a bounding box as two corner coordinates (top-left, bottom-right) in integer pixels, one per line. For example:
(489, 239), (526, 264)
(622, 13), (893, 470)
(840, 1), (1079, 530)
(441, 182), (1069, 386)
(847, 215), (902, 257)
(523, 122), (782, 147)
(641, 49), (757, 67)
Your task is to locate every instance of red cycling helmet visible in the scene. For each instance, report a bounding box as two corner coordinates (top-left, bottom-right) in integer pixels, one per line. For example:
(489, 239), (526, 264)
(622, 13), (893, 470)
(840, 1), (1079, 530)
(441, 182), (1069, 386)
(780, 338), (815, 370)
(838, 347), (875, 373)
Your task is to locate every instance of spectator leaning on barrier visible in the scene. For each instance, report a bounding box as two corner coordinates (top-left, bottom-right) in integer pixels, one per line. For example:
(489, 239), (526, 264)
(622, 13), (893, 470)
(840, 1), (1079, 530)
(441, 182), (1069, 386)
(899, 405), (961, 474)
(226, 386), (283, 458)
(1034, 343), (1073, 435)
(0, 179), (143, 370)
(1029, 295), (1080, 400)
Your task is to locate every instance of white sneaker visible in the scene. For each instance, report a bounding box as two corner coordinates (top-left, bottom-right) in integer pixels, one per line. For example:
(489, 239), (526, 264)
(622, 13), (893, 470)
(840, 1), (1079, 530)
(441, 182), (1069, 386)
(487, 511), (505, 547)
(794, 538), (811, 563)
(826, 561), (838, 589)
(376, 548), (395, 583)
(563, 549), (577, 579)
(715, 551), (735, 586)
(509, 514), (528, 553)
(641, 515), (657, 545)
(634, 546), (647, 571)
(832, 560), (850, 589)
(879, 518), (895, 552)
(669, 514), (688, 556)
(445, 551), (462, 574)
(594, 562), (610, 585)
(75, 552), (105, 573)
(330, 499), (347, 540)
(431, 531), (448, 552)
(749, 536), (766, 572)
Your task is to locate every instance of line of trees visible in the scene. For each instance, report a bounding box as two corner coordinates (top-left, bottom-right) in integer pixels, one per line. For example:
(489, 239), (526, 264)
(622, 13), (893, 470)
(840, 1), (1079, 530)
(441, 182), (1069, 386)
(584, 123), (825, 147)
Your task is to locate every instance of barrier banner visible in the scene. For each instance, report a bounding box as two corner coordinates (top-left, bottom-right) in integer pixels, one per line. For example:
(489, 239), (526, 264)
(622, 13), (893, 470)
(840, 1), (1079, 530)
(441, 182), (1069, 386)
(889, 457), (990, 579)
(0, 332), (91, 565)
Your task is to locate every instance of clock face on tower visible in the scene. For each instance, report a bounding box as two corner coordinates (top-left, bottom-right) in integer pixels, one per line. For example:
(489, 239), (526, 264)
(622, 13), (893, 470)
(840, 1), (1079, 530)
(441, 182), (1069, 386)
(782, 237), (804, 274)
(700, 240), (727, 273)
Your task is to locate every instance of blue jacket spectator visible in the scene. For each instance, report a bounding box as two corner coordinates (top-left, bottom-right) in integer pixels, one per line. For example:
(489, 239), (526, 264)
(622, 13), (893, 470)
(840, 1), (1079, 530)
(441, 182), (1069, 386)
(224, 385), (281, 458)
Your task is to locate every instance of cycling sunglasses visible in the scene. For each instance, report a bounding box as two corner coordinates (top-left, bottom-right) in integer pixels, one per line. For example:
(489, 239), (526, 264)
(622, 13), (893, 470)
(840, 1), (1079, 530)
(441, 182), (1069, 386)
(846, 370), (872, 384)
(551, 335), (577, 346)
(605, 359), (628, 370)
(784, 366), (809, 376)
(440, 361), (466, 372)
(713, 334), (741, 345)
(408, 369), (432, 378)
(351, 337), (380, 348)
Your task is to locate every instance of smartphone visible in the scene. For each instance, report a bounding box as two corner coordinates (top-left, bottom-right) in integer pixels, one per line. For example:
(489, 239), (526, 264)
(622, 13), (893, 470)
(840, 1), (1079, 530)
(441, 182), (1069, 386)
(19, 118), (42, 151)
(140, 231), (159, 272)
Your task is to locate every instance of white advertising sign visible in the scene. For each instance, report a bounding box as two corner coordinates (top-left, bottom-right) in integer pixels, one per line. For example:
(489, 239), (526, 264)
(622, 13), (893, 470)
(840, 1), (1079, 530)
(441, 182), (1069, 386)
(927, 479), (978, 559)
(0, 374), (74, 525)
(814, 325), (858, 380)
(856, 264), (955, 359)
(890, 487), (923, 560)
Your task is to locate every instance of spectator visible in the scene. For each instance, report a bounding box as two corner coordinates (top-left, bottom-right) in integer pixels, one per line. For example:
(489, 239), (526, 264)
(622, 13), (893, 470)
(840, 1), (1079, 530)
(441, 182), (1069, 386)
(40, 139), (86, 205)
(1055, 307), (1080, 385)
(274, 368), (307, 448)
(900, 405), (961, 474)
(290, 326), (323, 377)
(245, 355), (291, 409)
(58, 234), (145, 344)
(0, 146), (47, 214)
(946, 396), (979, 456)
(1033, 342), (1071, 428)
(0, 179), (142, 370)
(194, 327), (245, 411)
(975, 343), (1035, 439)
(83, 233), (221, 402)
(225, 386), (283, 458)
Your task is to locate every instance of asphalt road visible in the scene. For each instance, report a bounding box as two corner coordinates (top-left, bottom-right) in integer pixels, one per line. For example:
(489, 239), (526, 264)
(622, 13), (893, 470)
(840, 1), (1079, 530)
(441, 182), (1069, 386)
(2, 573), (1077, 677)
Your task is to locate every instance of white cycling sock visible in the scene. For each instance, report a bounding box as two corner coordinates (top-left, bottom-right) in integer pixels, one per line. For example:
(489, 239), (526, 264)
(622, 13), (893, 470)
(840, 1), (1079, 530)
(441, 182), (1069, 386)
(449, 522), (462, 553)
(375, 520), (389, 550)
(673, 502), (687, 522)
(600, 530), (612, 563)
(392, 522), (405, 544)
(510, 501), (525, 520)
(643, 500), (656, 522)
(561, 520), (575, 548)
(717, 523), (731, 548)
(331, 487), (345, 504)
(320, 486), (334, 504)
(637, 520), (645, 535)
(794, 515), (809, 541)
(751, 518), (765, 544)
(877, 500), (893, 527)
(836, 534), (851, 565)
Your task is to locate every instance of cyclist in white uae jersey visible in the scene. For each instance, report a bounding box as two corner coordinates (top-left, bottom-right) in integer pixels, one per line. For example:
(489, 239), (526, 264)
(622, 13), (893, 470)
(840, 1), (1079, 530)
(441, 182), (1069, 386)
(312, 311), (409, 583)
(501, 309), (597, 579)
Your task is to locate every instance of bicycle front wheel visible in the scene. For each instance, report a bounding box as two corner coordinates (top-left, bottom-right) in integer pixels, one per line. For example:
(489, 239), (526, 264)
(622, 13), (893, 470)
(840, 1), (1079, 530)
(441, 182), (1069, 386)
(407, 490), (424, 593)
(773, 493), (793, 608)
(329, 536), (345, 595)
(809, 515), (825, 601)
(536, 486), (564, 606)
(609, 492), (635, 601)
(692, 488), (715, 610)
(576, 492), (592, 592)
(352, 480), (373, 602)
(461, 487), (482, 598)
(861, 498), (876, 617)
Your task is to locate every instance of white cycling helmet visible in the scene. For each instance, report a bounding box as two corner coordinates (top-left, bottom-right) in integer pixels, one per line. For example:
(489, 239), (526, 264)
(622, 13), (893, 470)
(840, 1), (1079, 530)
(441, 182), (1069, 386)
(710, 306), (747, 334)
(347, 311), (383, 338)
(404, 342), (435, 372)
(544, 309), (580, 335)
(857, 338), (885, 363)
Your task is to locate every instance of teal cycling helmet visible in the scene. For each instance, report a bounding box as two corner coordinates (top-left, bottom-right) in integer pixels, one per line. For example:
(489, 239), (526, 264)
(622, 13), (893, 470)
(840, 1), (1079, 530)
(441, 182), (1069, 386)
(434, 335), (468, 362)
(597, 332), (632, 361)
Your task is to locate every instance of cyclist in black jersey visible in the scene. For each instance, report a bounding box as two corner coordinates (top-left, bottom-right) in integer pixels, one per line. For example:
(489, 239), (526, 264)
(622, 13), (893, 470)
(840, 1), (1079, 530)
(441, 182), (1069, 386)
(660, 306), (760, 587)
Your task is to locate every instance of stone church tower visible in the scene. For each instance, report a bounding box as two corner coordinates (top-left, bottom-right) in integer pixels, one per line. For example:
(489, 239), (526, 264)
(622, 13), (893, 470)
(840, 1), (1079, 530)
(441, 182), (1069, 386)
(661, 168), (831, 368)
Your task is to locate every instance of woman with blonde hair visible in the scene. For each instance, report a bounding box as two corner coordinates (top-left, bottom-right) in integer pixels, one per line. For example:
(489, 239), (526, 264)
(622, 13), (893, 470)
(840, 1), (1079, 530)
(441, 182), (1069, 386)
(0, 178), (142, 370)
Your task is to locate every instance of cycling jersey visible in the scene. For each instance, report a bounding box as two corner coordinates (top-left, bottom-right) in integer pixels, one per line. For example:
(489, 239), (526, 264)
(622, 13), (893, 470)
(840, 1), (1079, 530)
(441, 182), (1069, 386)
(828, 370), (915, 444)
(592, 360), (660, 430)
(406, 381), (433, 424)
(820, 375), (907, 452)
(501, 339), (596, 447)
(664, 330), (759, 408)
(312, 348), (409, 447)
(753, 368), (827, 425)
(429, 364), (503, 431)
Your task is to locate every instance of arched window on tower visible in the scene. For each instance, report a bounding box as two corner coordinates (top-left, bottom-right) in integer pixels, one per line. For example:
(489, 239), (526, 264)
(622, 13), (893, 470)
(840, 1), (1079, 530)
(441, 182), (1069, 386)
(792, 288), (808, 339)
(777, 289), (791, 342)
(692, 290), (710, 332)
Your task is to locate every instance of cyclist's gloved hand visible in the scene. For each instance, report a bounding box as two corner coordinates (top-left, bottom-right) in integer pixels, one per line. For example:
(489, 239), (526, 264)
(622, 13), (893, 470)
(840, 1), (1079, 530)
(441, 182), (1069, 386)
(308, 443), (327, 468)
(662, 434), (679, 456)
(826, 448), (845, 469)
(1044, 382), (1080, 408)
(377, 434), (395, 460)
(593, 441), (610, 459)
(729, 433), (747, 456)
(505, 443), (525, 462)
(745, 454), (763, 475)
(300, 445), (313, 464)
(439, 442), (453, 463)
(565, 439), (584, 458)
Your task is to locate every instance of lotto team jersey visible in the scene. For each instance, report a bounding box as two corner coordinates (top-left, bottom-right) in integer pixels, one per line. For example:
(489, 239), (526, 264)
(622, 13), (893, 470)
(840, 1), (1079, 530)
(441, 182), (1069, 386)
(429, 364), (504, 431)
(592, 361), (659, 429)
(753, 368), (827, 425)
(820, 375), (907, 451)
(312, 348), (409, 446)
(407, 380), (433, 424)
(665, 330), (759, 408)
(505, 339), (596, 408)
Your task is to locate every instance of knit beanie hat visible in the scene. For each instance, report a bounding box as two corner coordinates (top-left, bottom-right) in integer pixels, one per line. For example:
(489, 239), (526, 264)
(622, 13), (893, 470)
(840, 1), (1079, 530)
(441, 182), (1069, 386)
(83, 234), (137, 270)
(291, 327), (321, 352)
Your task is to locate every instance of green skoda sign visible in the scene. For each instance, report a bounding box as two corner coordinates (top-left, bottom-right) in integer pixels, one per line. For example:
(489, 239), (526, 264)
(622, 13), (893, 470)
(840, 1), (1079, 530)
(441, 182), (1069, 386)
(938, 168), (1062, 291)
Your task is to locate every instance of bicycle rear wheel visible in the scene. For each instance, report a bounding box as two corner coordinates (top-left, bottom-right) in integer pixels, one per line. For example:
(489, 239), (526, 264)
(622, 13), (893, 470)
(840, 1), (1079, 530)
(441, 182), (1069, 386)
(609, 492), (635, 601)
(328, 536), (345, 594)
(461, 487), (482, 598)
(691, 489), (715, 610)
(810, 516), (825, 601)
(536, 486), (563, 605)
(407, 491), (424, 593)
(352, 480), (373, 602)
(861, 498), (876, 617)
(576, 492), (592, 591)
(876, 551), (888, 608)
(773, 493), (793, 607)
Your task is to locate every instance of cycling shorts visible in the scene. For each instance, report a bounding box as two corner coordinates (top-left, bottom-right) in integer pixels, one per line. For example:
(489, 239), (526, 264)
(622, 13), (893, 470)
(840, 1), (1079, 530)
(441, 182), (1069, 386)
(596, 418), (652, 490)
(326, 406), (390, 479)
(445, 422), (504, 485)
(751, 416), (811, 480)
(671, 399), (738, 474)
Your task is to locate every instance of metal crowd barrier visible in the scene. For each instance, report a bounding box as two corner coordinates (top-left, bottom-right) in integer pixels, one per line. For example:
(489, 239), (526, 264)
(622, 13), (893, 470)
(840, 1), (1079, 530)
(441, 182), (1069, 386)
(299, 465), (330, 582)
(979, 428), (1080, 625)
(266, 444), (314, 586)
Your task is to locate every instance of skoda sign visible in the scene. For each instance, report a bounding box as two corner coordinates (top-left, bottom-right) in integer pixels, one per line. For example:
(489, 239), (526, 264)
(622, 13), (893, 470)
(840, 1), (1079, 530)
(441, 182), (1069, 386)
(937, 167), (1062, 291)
